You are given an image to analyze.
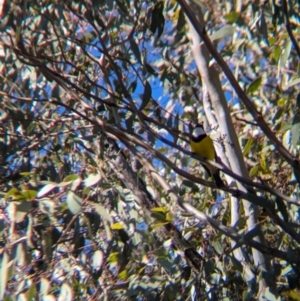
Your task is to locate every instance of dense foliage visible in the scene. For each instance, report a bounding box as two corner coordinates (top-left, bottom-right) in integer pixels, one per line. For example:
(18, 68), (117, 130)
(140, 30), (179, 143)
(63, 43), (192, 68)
(0, 0), (299, 300)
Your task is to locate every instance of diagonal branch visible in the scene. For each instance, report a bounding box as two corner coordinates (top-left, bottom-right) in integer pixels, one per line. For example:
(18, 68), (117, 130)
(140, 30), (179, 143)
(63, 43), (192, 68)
(282, 0), (300, 59)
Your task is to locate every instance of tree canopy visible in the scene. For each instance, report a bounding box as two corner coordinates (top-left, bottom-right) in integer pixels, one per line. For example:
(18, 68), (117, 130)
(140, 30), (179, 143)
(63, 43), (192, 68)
(0, 0), (300, 300)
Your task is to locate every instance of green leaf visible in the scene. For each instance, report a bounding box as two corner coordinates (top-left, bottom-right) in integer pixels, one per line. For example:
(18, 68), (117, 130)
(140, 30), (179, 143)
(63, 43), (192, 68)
(145, 63), (157, 75)
(291, 93), (300, 148)
(151, 221), (169, 229)
(156, 258), (173, 274)
(140, 80), (152, 111)
(108, 252), (119, 263)
(119, 269), (128, 280)
(129, 39), (142, 64)
(272, 45), (281, 62)
(286, 77), (300, 88)
(128, 80), (137, 93)
(279, 38), (292, 68)
(224, 11), (239, 23)
(66, 191), (82, 215)
(63, 174), (79, 182)
(5, 188), (19, 200)
(243, 138), (253, 156)
(151, 211), (167, 222)
(20, 190), (36, 201)
(211, 240), (223, 255)
(234, 216), (248, 230)
(260, 154), (268, 172)
(246, 76), (262, 94)
(249, 165), (260, 177)
(210, 25), (234, 42)
(150, 2), (165, 38)
(19, 172), (32, 176)
(242, 290), (251, 301)
(151, 207), (168, 213)
(27, 284), (36, 301)
(291, 123), (300, 148)
(84, 174), (102, 187)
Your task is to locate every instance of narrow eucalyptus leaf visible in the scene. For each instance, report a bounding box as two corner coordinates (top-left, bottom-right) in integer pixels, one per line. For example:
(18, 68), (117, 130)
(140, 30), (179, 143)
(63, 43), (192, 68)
(66, 191), (82, 215)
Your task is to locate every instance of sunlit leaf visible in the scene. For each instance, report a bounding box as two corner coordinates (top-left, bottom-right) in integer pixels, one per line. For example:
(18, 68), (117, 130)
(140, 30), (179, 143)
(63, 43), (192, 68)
(0, 252), (8, 300)
(19, 172), (32, 176)
(27, 284), (36, 301)
(58, 283), (73, 301)
(39, 278), (50, 297)
(210, 25), (234, 42)
(246, 76), (262, 94)
(151, 222), (169, 229)
(249, 165), (260, 177)
(84, 173), (102, 187)
(151, 207), (168, 213)
(66, 191), (82, 215)
(291, 93), (300, 148)
(43, 295), (56, 301)
(243, 137), (253, 156)
(89, 202), (113, 223)
(91, 250), (104, 271)
(20, 190), (36, 200)
(39, 198), (56, 215)
(119, 269), (128, 280)
(7, 201), (32, 223)
(286, 77), (300, 88)
(108, 252), (119, 263)
(37, 183), (57, 198)
(279, 38), (292, 68)
(111, 223), (124, 230)
(5, 188), (19, 200)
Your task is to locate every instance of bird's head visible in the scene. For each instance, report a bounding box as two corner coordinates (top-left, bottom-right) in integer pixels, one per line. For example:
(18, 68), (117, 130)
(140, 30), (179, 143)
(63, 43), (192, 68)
(192, 123), (206, 138)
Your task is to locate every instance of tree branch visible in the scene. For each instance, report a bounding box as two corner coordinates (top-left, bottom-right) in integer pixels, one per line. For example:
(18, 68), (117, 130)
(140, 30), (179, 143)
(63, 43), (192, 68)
(282, 0), (300, 59)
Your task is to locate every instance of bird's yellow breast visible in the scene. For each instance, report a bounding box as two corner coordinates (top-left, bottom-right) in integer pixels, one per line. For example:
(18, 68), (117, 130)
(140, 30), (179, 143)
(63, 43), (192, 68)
(190, 135), (215, 161)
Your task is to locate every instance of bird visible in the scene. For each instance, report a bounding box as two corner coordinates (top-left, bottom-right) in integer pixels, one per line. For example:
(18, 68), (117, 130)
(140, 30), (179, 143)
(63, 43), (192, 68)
(190, 124), (224, 188)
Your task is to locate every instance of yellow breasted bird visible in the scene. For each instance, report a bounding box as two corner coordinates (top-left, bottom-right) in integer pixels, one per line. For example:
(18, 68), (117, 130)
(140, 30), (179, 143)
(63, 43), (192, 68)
(190, 124), (224, 188)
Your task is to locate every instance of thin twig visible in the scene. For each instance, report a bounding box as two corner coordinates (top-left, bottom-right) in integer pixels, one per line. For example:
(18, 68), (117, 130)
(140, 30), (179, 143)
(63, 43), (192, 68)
(282, 0), (300, 59)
